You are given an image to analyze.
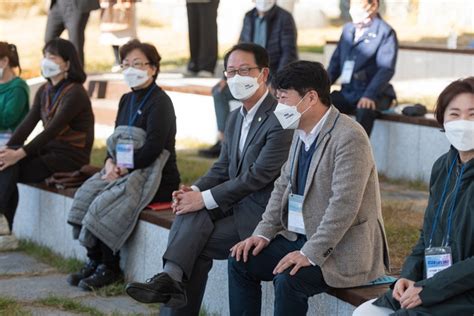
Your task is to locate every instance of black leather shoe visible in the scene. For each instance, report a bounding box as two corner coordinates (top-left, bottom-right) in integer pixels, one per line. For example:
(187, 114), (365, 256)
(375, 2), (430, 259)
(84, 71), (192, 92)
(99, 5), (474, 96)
(67, 260), (99, 286)
(198, 141), (221, 158)
(78, 264), (122, 291)
(125, 272), (187, 308)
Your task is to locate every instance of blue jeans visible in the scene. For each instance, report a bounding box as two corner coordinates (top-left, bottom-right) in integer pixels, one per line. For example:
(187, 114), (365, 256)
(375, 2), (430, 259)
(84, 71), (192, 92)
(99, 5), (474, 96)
(228, 235), (329, 316)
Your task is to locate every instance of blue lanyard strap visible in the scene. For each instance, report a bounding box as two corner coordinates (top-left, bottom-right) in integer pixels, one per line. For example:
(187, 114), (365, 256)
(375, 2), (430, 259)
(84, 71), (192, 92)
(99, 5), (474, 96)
(428, 156), (463, 248)
(128, 85), (156, 127)
(46, 82), (66, 111)
(444, 164), (465, 246)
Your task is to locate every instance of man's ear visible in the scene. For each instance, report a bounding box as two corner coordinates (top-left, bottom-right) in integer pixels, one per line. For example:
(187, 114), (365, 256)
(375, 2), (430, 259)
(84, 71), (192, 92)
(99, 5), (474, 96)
(262, 67), (270, 82)
(309, 90), (320, 105)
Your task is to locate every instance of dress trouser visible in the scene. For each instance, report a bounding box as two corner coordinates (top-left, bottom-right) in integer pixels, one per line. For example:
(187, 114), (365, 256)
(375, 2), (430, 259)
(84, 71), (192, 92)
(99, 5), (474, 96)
(0, 157), (52, 231)
(160, 211), (240, 316)
(228, 235), (330, 316)
(212, 83), (234, 133)
(331, 90), (392, 136)
(186, 0), (219, 73)
(45, 0), (90, 66)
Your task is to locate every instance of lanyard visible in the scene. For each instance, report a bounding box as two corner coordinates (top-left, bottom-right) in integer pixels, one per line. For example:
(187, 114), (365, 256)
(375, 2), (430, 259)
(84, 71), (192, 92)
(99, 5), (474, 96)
(288, 113), (340, 194)
(47, 82), (66, 111)
(428, 156), (465, 248)
(128, 85), (156, 127)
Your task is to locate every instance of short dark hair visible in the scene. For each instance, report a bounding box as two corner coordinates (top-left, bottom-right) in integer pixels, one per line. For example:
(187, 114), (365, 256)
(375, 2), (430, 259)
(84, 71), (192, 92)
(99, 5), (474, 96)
(223, 42), (269, 70)
(43, 38), (86, 84)
(272, 60), (332, 107)
(119, 40), (161, 80)
(435, 77), (474, 125)
(0, 42), (21, 74)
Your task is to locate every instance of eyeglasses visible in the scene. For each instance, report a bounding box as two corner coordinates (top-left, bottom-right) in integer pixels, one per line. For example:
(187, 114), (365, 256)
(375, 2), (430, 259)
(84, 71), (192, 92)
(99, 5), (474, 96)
(224, 66), (261, 78)
(120, 62), (151, 70)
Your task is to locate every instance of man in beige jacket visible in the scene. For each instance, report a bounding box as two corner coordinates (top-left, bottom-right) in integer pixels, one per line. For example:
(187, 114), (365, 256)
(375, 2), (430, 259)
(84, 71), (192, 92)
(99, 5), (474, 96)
(229, 60), (389, 316)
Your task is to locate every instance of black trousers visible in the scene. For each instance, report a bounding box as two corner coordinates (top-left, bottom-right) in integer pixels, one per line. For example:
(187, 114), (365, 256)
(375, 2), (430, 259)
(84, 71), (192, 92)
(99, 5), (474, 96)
(228, 235), (329, 316)
(45, 0), (91, 66)
(0, 157), (53, 231)
(331, 90), (392, 136)
(86, 239), (120, 271)
(186, 0), (219, 73)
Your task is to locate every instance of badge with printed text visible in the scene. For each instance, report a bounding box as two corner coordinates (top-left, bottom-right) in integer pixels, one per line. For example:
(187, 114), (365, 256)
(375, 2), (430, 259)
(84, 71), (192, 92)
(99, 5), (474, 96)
(425, 246), (452, 278)
(0, 132), (11, 147)
(288, 193), (306, 235)
(116, 139), (134, 169)
(340, 60), (355, 84)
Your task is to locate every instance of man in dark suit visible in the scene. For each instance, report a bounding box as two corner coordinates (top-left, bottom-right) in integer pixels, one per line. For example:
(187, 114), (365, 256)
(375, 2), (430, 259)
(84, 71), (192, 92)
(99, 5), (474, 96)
(328, 0), (398, 136)
(125, 43), (293, 316)
(45, 0), (100, 66)
(199, 0), (297, 158)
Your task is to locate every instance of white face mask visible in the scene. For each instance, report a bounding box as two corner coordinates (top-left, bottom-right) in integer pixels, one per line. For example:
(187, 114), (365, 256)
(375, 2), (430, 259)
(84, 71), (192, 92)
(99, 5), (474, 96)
(41, 58), (62, 78)
(227, 72), (262, 101)
(349, 6), (370, 24)
(255, 0), (276, 12)
(444, 120), (474, 151)
(123, 67), (150, 88)
(274, 94), (310, 129)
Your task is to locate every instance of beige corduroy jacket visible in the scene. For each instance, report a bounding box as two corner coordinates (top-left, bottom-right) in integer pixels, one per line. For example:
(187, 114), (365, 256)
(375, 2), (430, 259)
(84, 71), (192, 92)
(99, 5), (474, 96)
(253, 106), (390, 288)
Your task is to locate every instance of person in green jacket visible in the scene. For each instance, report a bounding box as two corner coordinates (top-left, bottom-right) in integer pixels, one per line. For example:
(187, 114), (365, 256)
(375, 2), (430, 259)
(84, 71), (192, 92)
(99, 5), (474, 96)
(0, 42), (29, 136)
(353, 77), (474, 315)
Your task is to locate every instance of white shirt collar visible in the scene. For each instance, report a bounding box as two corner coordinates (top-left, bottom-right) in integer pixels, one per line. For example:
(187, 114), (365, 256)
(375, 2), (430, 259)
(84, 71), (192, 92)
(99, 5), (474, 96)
(297, 109), (331, 151)
(240, 89), (269, 122)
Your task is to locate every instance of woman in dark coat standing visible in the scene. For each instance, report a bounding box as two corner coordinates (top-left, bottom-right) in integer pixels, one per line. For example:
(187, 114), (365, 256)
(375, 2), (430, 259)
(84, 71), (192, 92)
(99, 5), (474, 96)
(0, 38), (94, 232)
(354, 77), (474, 315)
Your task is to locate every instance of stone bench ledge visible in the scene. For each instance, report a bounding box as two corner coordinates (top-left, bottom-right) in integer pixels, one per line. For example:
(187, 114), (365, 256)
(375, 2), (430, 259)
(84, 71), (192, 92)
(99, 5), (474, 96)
(19, 181), (390, 310)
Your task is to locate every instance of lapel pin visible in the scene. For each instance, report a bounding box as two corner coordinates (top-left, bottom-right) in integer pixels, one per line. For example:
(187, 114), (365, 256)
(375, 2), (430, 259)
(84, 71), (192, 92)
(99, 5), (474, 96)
(258, 117), (262, 122)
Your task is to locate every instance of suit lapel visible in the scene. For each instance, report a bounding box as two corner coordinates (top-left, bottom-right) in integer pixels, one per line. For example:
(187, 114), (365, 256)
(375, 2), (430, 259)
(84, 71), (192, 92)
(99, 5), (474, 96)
(302, 107), (341, 198)
(231, 113), (243, 175)
(290, 137), (302, 194)
(237, 94), (274, 172)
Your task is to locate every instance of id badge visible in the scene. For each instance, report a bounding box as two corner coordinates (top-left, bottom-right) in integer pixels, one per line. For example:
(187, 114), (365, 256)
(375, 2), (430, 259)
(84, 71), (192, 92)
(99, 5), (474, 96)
(116, 139), (134, 169)
(288, 193), (305, 234)
(340, 60), (355, 84)
(425, 247), (452, 278)
(0, 132), (11, 147)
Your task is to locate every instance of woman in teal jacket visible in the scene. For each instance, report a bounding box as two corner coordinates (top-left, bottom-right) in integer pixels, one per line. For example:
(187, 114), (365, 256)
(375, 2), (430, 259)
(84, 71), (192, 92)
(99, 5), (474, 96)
(354, 77), (474, 315)
(0, 42), (29, 134)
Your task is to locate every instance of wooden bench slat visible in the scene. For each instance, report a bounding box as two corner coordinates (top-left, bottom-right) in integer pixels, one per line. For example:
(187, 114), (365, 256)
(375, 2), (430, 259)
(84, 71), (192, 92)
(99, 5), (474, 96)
(139, 209), (175, 230)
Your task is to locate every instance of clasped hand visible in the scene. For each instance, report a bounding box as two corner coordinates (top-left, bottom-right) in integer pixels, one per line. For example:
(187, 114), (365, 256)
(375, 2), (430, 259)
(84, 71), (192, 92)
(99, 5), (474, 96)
(171, 185), (204, 215)
(101, 158), (128, 182)
(0, 147), (26, 171)
(392, 278), (423, 309)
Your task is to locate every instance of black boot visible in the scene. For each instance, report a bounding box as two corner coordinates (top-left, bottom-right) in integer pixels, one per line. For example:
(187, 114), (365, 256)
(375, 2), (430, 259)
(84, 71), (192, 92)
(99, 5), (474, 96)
(78, 264), (122, 291)
(125, 272), (187, 308)
(67, 260), (99, 286)
(198, 141), (221, 158)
